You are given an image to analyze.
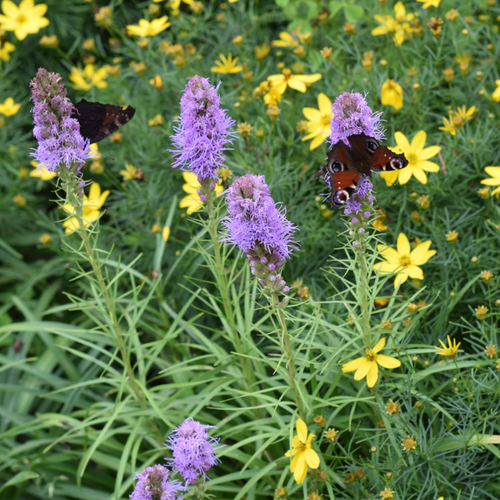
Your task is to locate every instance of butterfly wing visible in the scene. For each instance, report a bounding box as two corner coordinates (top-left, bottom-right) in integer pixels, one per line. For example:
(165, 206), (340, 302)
(369, 145), (408, 172)
(72, 99), (136, 144)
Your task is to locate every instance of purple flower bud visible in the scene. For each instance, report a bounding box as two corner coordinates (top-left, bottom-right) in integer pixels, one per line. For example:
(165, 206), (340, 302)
(352, 241), (358, 247)
(352, 218), (358, 224)
(169, 76), (237, 181)
(210, 182), (216, 189)
(329, 91), (385, 147)
(220, 173), (299, 261)
(199, 194), (206, 202)
(130, 464), (182, 500)
(269, 275), (276, 281)
(165, 418), (224, 487)
(349, 231), (354, 236)
(260, 257), (268, 263)
(283, 286), (290, 292)
(29, 68), (92, 172)
(364, 211), (371, 218)
(268, 263), (275, 270)
(359, 228), (365, 234)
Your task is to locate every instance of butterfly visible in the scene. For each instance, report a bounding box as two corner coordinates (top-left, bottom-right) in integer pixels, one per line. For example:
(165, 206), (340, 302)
(315, 133), (408, 207)
(72, 99), (136, 144)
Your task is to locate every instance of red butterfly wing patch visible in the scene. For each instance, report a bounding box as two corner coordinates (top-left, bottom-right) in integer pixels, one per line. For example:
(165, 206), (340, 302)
(369, 147), (408, 172)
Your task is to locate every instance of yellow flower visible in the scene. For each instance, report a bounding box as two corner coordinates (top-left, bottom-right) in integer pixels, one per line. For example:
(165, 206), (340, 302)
(180, 172), (223, 215)
(491, 80), (500, 102)
(374, 233), (436, 288)
(380, 487), (394, 499)
(120, 164), (139, 180)
(162, 226), (170, 242)
(446, 230), (458, 243)
(417, 0), (441, 7)
(167, 0), (193, 8)
(39, 233), (51, 244)
(342, 338), (401, 388)
(272, 28), (309, 48)
(284, 419), (320, 484)
(150, 75), (163, 90)
(481, 167), (500, 197)
(255, 43), (270, 61)
(439, 105), (475, 135)
(0, 97), (20, 116)
(402, 436), (417, 451)
(381, 79), (403, 110)
(0, 40), (15, 61)
(434, 336), (460, 359)
(69, 64), (108, 91)
(381, 131), (440, 185)
(62, 182), (110, 234)
(476, 305), (488, 320)
(126, 16), (170, 37)
(29, 161), (56, 181)
(0, 0), (49, 41)
(372, 1), (414, 46)
(301, 93), (332, 150)
(210, 53), (242, 74)
(267, 69), (321, 95)
(13, 193), (26, 206)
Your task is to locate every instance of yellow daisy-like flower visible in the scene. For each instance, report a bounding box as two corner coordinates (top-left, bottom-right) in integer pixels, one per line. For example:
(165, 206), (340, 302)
(381, 131), (441, 185)
(126, 16), (170, 37)
(0, 97), (20, 116)
(417, 0), (441, 8)
(301, 93), (332, 150)
(272, 28), (308, 48)
(491, 80), (500, 102)
(434, 336), (460, 359)
(439, 105), (475, 136)
(372, 1), (414, 46)
(481, 167), (500, 197)
(374, 233), (436, 288)
(284, 419), (320, 484)
(0, 40), (15, 61)
(62, 182), (110, 234)
(267, 69), (321, 95)
(69, 64), (108, 91)
(0, 0), (49, 41)
(165, 0), (193, 8)
(381, 79), (403, 110)
(29, 161), (56, 181)
(180, 172), (223, 215)
(210, 53), (242, 74)
(120, 164), (139, 180)
(342, 338), (401, 388)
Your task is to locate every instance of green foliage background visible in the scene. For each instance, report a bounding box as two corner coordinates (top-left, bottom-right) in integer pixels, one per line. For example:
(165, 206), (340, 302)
(1, 0), (500, 499)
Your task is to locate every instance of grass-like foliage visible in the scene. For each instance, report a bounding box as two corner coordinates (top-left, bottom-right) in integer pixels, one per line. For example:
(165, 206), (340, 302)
(1, 0), (500, 499)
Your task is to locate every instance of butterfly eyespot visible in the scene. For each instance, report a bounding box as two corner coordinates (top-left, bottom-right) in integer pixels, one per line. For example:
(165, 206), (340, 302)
(391, 158), (403, 169)
(366, 141), (378, 153)
(333, 190), (349, 205)
(332, 161), (342, 172)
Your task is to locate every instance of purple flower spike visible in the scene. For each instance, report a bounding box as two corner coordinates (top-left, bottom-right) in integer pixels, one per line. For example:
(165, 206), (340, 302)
(329, 91), (385, 147)
(169, 75), (236, 181)
(130, 464), (183, 500)
(30, 68), (92, 172)
(344, 176), (374, 215)
(166, 418), (223, 487)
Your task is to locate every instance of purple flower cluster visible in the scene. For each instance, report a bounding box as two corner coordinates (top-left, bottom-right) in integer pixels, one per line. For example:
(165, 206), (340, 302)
(221, 173), (298, 294)
(169, 75), (236, 181)
(130, 465), (182, 500)
(344, 176), (374, 216)
(165, 418), (223, 486)
(30, 68), (91, 172)
(329, 91), (385, 147)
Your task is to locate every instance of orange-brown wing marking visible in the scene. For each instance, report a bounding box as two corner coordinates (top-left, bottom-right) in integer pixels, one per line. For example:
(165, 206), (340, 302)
(332, 170), (359, 191)
(370, 147), (408, 172)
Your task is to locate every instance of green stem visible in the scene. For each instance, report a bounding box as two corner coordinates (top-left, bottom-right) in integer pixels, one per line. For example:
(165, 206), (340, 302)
(272, 292), (306, 421)
(357, 229), (372, 349)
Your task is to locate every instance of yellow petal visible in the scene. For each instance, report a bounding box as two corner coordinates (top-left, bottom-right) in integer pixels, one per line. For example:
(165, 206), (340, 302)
(373, 262), (399, 274)
(481, 178), (500, 186)
(296, 419), (308, 443)
(354, 359), (372, 380)
(309, 133), (327, 150)
(317, 93), (332, 114)
(373, 337), (386, 353)
(394, 131), (410, 153)
(484, 166), (500, 178)
(410, 130), (426, 155)
(366, 361), (379, 387)
(379, 246), (400, 265)
(302, 107), (322, 121)
(398, 165), (413, 184)
(397, 233), (411, 256)
(394, 271), (409, 288)
(304, 448), (320, 469)
(287, 78), (307, 93)
(419, 145), (441, 160)
(377, 354), (401, 369)
(406, 264), (423, 280)
(417, 161), (440, 172)
(293, 453), (306, 484)
(342, 356), (367, 373)
(410, 241), (435, 265)
(295, 74), (322, 83)
(411, 167), (428, 184)
(381, 170), (399, 186)
(290, 451), (301, 472)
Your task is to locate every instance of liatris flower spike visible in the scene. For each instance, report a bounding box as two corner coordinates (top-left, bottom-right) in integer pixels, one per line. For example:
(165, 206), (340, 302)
(221, 173), (298, 297)
(30, 68), (92, 173)
(165, 418), (224, 487)
(169, 75), (236, 187)
(130, 464), (183, 500)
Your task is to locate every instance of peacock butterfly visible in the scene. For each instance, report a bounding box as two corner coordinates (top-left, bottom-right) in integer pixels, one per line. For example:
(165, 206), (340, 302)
(315, 133), (408, 207)
(71, 99), (136, 144)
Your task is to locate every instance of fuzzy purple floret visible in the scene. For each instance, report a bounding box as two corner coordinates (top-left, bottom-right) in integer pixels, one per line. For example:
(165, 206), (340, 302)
(221, 173), (298, 261)
(130, 464), (183, 500)
(329, 91), (385, 147)
(165, 418), (223, 486)
(344, 176), (374, 215)
(30, 68), (91, 172)
(169, 75), (236, 181)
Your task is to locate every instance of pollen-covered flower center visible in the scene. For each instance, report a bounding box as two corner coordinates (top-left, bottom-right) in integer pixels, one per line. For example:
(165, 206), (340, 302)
(16, 13), (27, 24)
(282, 68), (292, 79)
(407, 152), (418, 165)
(365, 348), (377, 361)
(399, 255), (411, 267)
(452, 115), (464, 127)
(296, 442), (307, 452)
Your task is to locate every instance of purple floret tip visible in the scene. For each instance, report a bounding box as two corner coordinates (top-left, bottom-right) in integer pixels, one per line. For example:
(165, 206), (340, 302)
(169, 75), (237, 181)
(130, 464), (183, 500)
